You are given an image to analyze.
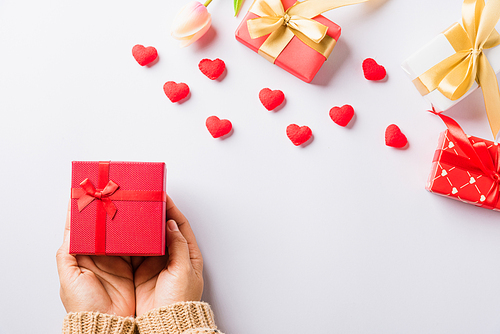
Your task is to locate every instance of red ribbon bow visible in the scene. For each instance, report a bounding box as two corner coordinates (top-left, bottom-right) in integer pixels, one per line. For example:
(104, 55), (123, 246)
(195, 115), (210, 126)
(77, 178), (119, 219)
(431, 107), (500, 209)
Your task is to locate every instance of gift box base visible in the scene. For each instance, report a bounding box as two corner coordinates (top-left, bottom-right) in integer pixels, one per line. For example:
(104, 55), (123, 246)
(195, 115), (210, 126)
(70, 161), (167, 256)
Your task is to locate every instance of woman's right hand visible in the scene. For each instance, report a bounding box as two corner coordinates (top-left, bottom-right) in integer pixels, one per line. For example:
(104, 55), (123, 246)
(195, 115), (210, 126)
(133, 196), (204, 316)
(56, 204), (136, 317)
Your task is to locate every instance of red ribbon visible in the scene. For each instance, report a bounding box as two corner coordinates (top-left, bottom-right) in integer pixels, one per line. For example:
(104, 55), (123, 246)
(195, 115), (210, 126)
(431, 108), (500, 209)
(77, 178), (119, 219)
(71, 161), (167, 255)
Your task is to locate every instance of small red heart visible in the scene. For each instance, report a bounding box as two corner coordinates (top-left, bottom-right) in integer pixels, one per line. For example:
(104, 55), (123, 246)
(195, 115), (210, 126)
(362, 58), (386, 81)
(206, 116), (232, 138)
(286, 124), (312, 146)
(163, 81), (190, 103)
(199, 58), (226, 80)
(259, 88), (285, 111)
(329, 104), (354, 127)
(385, 124), (408, 148)
(132, 44), (158, 66)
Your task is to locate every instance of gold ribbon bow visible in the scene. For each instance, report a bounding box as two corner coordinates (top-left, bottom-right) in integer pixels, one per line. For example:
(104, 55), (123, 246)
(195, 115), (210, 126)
(247, 0), (369, 63)
(413, 0), (500, 138)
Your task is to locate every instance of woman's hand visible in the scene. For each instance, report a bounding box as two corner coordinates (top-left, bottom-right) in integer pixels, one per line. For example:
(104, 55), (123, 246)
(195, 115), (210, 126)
(56, 205), (136, 317)
(133, 196), (204, 316)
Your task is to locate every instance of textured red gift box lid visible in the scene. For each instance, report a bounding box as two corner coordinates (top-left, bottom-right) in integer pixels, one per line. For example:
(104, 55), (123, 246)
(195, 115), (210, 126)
(70, 161), (167, 255)
(427, 130), (499, 210)
(235, 0), (341, 83)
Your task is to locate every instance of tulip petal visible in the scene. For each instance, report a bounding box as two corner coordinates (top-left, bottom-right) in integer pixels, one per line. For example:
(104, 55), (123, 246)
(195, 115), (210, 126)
(171, 1), (211, 38)
(179, 17), (212, 47)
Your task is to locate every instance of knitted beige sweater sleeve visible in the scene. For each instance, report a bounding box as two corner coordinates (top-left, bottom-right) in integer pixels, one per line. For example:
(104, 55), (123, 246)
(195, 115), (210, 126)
(62, 302), (224, 334)
(136, 301), (224, 334)
(63, 312), (136, 334)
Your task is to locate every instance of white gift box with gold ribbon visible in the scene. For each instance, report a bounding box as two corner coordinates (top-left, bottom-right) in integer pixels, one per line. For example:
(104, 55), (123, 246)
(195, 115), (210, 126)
(402, 24), (500, 112)
(401, 0), (500, 139)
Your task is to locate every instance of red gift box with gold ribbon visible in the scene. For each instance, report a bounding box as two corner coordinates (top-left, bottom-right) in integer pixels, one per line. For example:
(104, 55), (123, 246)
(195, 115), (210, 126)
(70, 161), (167, 255)
(427, 113), (500, 211)
(235, 0), (367, 83)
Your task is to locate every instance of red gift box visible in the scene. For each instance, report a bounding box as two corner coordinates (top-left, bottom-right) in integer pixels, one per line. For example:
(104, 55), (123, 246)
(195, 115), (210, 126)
(235, 0), (341, 83)
(70, 161), (167, 255)
(427, 113), (500, 211)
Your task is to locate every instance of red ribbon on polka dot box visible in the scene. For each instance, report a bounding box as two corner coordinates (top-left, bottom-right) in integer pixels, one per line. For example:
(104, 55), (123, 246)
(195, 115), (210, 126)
(427, 112), (500, 211)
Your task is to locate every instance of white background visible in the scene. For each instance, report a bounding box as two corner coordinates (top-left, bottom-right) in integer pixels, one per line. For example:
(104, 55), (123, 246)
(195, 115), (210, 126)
(1, 0), (500, 333)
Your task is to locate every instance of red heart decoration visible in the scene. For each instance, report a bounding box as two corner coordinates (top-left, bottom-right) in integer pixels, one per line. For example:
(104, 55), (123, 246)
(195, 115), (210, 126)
(286, 124), (312, 146)
(362, 58), (386, 81)
(163, 81), (190, 103)
(259, 88), (285, 111)
(132, 44), (158, 66)
(206, 116), (232, 138)
(329, 104), (354, 127)
(385, 124), (408, 148)
(199, 58), (226, 80)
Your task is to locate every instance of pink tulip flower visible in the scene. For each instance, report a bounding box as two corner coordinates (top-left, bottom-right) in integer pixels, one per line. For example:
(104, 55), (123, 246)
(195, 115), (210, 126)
(171, 1), (212, 48)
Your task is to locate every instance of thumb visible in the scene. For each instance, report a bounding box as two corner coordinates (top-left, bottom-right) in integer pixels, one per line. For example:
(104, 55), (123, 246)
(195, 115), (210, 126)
(56, 202), (80, 284)
(166, 220), (191, 269)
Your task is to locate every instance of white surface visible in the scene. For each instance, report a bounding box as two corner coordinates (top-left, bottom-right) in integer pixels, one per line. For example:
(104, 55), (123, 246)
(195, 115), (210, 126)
(2, 0), (500, 333)
(401, 24), (500, 113)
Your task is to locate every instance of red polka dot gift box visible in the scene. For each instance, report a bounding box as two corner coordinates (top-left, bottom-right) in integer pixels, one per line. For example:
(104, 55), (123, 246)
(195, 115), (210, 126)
(70, 161), (167, 255)
(235, 0), (367, 83)
(427, 113), (500, 211)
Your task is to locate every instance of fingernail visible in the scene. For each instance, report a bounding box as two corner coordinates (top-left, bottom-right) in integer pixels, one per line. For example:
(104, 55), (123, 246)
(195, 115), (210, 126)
(167, 219), (179, 231)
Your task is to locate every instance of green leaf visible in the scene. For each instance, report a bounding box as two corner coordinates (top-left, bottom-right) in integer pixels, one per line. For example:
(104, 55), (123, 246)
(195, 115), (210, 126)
(234, 0), (245, 16)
